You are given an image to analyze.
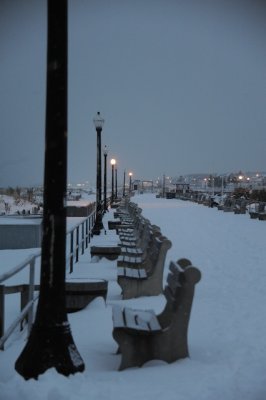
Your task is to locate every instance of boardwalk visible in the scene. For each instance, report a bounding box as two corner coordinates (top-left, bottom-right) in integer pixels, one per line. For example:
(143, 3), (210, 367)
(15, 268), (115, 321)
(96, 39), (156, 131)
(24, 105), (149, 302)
(1, 193), (266, 400)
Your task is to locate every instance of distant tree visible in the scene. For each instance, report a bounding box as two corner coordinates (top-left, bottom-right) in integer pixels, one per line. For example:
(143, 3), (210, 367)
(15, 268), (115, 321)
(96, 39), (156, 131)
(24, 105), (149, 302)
(6, 187), (15, 196)
(233, 188), (249, 199)
(15, 186), (22, 199)
(27, 188), (34, 203)
(249, 189), (266, 202)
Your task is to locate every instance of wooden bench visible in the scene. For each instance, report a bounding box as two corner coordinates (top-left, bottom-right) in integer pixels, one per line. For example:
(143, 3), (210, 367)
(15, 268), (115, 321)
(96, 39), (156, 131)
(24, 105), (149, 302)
(108, 203), (142, 231)
(90, 245), (121, 261)
(117, 224), (161, 267)
(112, 258), (201, 370)
(0, 278), (108, 343)
(90, 217), (150, 262)
(8, 279), (108, 315)
(117, 234), (172, 299)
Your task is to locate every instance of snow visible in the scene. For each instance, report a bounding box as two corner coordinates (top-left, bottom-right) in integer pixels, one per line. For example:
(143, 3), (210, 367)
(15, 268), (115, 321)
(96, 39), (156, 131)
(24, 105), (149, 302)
(1, 193), (266, 400)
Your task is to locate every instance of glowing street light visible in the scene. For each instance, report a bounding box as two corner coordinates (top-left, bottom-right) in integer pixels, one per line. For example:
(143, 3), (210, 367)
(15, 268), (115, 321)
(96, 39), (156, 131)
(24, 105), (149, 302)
(110, 158), (116, 203)
(128, 172), (133, 194)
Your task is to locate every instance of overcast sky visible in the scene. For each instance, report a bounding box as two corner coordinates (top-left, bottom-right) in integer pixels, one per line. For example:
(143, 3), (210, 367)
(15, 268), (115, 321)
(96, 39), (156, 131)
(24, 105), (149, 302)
(0, 0), (266, 187)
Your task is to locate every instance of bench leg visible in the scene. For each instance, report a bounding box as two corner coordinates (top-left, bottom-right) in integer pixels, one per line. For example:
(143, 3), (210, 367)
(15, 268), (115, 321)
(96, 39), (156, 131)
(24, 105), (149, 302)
(113, 330), (154, 370)
(113, 324), (189, 370)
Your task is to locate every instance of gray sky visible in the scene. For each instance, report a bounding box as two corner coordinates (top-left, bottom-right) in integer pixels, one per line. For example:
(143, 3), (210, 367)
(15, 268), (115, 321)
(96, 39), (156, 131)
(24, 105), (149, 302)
(1, 0), (266, 187)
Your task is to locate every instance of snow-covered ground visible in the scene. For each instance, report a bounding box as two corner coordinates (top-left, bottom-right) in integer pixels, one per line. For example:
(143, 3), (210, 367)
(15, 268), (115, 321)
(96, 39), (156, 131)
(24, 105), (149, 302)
(0, 193), (266, 400)
(0, 195), (40, 216)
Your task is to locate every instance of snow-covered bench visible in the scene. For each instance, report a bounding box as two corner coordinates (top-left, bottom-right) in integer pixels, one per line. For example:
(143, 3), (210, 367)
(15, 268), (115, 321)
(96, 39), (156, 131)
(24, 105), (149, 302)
(90, 245), (121, 261)
(108, 203), (142, 231)
(117, 234), (172, 299)
(112, 258), (201, 370)
(117, 220), (161, 268)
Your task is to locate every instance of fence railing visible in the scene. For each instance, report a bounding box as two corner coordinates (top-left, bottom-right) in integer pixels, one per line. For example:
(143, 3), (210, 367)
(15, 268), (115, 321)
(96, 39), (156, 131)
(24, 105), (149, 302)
(0, 206), (97, 350)
(66, 209), (96, 273)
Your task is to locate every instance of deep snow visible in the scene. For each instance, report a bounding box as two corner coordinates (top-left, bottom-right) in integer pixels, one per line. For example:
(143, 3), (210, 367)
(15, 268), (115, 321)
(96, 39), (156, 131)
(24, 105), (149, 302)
(0, 193), (266, 400)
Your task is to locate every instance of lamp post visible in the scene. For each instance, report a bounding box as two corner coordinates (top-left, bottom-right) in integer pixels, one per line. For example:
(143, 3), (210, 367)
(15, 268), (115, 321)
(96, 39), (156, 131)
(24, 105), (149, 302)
(110, 158), (116, 203)
(128, 172), (133, 195)
(15, 0), (84, 379)
(123, 169), (126, 197)
(92, 111), (104, 235)
(103, 145), (108, 211)
(115, 164), (118, 199)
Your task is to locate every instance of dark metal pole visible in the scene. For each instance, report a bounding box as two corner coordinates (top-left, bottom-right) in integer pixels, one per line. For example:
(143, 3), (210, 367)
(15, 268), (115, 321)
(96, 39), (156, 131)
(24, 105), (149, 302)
(111, 164), (114, 203)
(129, 174), (132, 194)
(92, 121), (103, 235)
(123, 169), (126, 197)
(15, 0), (85, 380)
(103, 147), (107, 211)
(115, 167), (118, 199)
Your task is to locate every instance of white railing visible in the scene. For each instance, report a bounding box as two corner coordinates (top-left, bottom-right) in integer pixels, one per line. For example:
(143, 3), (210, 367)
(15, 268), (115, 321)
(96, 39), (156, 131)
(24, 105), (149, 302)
(0, 208), (96, 350)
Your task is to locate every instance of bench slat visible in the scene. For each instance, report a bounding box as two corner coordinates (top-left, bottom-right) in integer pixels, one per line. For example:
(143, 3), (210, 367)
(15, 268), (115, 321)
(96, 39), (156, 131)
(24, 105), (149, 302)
(124, 308), (161, 331)
(117, 267), (125, 276)
(124, 308), (149, 330)
(138, 269), (147, 278)
(112, 305), (125, 327)
(125, 268), (139, 278)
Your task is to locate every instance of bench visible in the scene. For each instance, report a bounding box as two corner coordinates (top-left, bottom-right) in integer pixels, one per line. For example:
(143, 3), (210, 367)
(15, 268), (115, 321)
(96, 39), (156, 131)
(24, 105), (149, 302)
(117, 224), (161, 267)
(118, 217), (146, 245)
(112, 258), (201, 370)
(117, 234), (172, 299)
(17, 279), (108, 314)
(90, 245), (121, 261)
(90, 217), (150, 261)
(108, 202), (142, 231)
(64, 278), (108, 312)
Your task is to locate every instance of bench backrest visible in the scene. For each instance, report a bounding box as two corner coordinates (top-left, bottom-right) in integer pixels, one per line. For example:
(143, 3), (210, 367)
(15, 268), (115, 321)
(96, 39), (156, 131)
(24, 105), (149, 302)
(158, 258), (201, 329)
(144, 234), (172, 275)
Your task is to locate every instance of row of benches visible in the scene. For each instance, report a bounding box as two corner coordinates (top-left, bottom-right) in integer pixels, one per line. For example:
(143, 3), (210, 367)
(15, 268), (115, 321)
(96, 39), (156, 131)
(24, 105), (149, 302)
(102, 198), (201, 370)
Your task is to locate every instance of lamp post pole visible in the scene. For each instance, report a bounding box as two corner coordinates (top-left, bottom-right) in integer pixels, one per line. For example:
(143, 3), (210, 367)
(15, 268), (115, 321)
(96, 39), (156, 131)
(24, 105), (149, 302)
(115, 166), (118, 199)
(15, 0), (84, 379)
(103, 145), (108, 211)
(129, 172), (133, 195)
(92, 111), (104, 235)
(123, 169), (126, 197)
(110, 158), (116, 204)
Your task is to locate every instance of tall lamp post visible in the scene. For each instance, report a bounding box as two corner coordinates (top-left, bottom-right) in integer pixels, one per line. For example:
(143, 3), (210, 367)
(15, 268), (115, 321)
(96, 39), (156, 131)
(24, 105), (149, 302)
(128, 172), (133, 195)
(123, 169), (126, 197)
(15, 0), (85, 379)
(115, 164), (118, 199)
(110, 158), (116, 203)
(92, 111), (104, 235)
(103, 145), (108, 211)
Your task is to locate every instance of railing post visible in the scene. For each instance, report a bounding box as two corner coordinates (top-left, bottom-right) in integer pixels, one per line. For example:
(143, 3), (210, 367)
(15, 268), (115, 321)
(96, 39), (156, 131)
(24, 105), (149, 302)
(70, 231), (74, 273)
(0, 285), (5, 350)
(81, 222), (85, 255)
(89, 217), (91, 243)
(20, 285), (29, 331)
(27, 259), (35, 337)
(85, 218), (89, 248)
(76, 226), (79, 263)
